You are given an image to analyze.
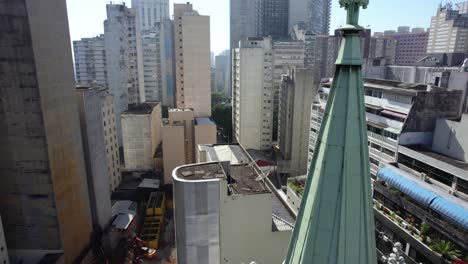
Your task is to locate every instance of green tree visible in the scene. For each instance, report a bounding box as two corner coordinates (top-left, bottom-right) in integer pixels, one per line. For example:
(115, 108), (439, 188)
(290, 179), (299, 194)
(212, 104), (232, 142)
(430, 240), (461, 261)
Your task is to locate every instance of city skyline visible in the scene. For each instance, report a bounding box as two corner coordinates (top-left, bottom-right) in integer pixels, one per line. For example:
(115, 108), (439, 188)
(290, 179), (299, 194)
(67, 0), (467, 54)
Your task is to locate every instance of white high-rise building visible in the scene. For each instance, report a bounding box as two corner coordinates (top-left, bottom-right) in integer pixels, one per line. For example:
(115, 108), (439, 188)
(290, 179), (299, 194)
(427, 4), (468, 66)
(141, 20), (175, 106)
(73, 35), (107, 87)
(233, 37), (274, 150)
(132, 0), (169, 31)
(174, 3), (211, 117)
(104, 3), (145, 146)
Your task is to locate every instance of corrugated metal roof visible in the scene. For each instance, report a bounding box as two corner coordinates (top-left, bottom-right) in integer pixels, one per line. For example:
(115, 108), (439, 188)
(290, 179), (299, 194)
(430, 198), (468, 230)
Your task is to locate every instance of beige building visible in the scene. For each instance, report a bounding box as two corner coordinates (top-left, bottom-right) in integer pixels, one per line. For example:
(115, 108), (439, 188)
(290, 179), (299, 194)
(278, 69), (316, 177)
(0, 0), (92, 262)
(173, 3), (211, 117)
(173, 144), (294, 264)
(233, 37), (274, 150)
(100, 90), (122, 191)
(162, 109), (216, 184)
(122, 103), (162, 172)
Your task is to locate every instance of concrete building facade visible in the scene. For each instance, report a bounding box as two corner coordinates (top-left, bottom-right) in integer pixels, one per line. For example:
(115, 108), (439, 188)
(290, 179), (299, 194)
(162, 109), (216, 184)
(104, 3), (145, 146)
(0, 0), (92, 262)
(141, 20), (174, 106)
(427, 4), (468, 66)
(393, 31), (428, 66)
(233, 37), (274, 150)
(73, 35), (107, 87)
(76, 87), (112, 228)
(122, 103), (162, 172)
(368, 36), (397, 64)
(272, 41), (305, 141)
(100, 90), (122, 192)
(258, 0), (289, 39)
(278, 69), (316, 177)
(288, 0), (331, 35)
(214, 52), (230, 95)
(230, 0), (260, 50)
(131, 0), (169, 31)
(174, 3), (211, 117)
(173, 146), (293, 263)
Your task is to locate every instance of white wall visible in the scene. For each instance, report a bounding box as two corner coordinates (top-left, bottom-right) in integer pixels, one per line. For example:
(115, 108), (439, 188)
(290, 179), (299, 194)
(433, 115), (468, 162)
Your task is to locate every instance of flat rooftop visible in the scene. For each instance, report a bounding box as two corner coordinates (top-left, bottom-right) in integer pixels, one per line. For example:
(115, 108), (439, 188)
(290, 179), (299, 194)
(401, 145), (468, 171)
(322, 78), (445, 95)
(175, 162), (270, 195)
(123, 102), (159, 115)
(199, 144), (251, 165)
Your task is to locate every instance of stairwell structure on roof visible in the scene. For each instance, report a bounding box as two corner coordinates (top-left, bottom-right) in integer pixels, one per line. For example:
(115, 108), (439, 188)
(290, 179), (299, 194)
(284, 0), (377, 263)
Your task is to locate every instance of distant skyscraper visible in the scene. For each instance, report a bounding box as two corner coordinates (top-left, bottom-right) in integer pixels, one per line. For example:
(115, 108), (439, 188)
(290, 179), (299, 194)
(104, 3), (145, 146)
(289, 0), (331, 35)
(233, 37), (274, 150)
(215, 53), (230, 95)
(258, 0), (289, 39)
(141, 19), (174, 106)
(230, 0), (260, 49)
(73, 35), (107, 87)
(174, 3), (211, 117)
(131, 0), (169, 31)
(0, 0), (92, 262)
(427, 5), (468, 66)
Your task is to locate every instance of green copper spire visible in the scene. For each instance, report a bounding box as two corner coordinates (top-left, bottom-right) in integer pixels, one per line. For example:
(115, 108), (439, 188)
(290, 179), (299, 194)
(284, 0), (377, 263)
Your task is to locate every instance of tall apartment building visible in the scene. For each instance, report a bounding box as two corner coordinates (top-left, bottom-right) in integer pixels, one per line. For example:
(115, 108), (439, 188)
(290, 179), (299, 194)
(122, 103), (162, 172)
(162, 109), (216, 184)
(233, 37), (274, 150)
(230, 0), (260, 50)
(131, 0), (169, 31)
(315, 35), (340, 78)
(288, 0), (331, 35)
(278, 69), (315, 177)
(141, 20), (174, 106)
(173, 144), (293, 263)
(174, 3), (211, 117)
(73, 35), (107, 87)
(258, 0), (289, 39)
(0, 0), (92, 262)
(100, 90), (122, 192)
(309, 79), (463, 176)
(397, 26), (410, 34)
(272, 41), (305, 141)
(393, 30), (428, 66)
(427, 4), (468, 66)
(104, 3), (145, 146)
(76, 87), (112, 228)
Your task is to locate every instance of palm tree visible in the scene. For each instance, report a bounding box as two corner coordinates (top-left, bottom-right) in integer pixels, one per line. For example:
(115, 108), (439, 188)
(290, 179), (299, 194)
(430, 240), (462, 261)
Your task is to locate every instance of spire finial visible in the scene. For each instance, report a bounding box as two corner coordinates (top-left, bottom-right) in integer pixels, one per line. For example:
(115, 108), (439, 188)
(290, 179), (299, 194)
(339, 0), (369, 25)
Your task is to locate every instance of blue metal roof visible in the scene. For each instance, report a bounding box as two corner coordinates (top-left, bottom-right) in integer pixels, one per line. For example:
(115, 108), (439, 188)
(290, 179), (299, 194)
(430, 198), (468, 230)
(376, 167), (438, 208)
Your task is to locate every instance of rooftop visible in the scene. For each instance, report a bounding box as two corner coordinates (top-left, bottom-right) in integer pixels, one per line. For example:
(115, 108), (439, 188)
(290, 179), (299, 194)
(401, 145), (468, 172)
(199, 144), (251, 165)
(175, 162), (270, 195)
(123, 102), (159, 115)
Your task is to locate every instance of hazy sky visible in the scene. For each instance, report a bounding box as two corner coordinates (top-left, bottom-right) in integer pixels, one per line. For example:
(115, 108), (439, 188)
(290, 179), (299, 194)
(66, 0), (466, 55)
